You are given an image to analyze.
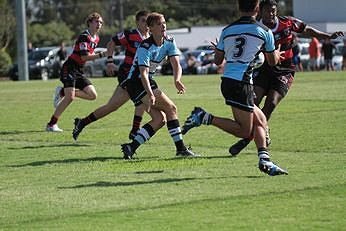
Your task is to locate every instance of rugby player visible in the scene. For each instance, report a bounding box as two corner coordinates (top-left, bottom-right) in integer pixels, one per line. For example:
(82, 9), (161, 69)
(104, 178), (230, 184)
(72, 11), (150, 140)
(229, 0), (344, 155)
(46, 12), (106, 132)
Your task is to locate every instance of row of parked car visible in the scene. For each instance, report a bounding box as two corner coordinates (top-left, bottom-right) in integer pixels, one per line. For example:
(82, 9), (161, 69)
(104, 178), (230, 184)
(9, 45), (217, 80)
(9, 39), (345, 81)
(8, 46), (125, 81)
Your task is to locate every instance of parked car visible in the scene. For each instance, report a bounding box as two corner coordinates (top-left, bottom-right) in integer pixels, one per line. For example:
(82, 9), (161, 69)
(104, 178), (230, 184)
(9, 46), (72, 80)
(83, 48), (125, 77)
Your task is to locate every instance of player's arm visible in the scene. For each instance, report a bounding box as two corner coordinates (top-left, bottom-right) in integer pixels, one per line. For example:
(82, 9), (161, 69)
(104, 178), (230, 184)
(139, 66), (155, 110)
(80, 50), (107, 62)
(265, 45), (282, 66)
(302, 26), (344, 40)
(169, 55), (186, 94)
(264, 30), (282, 66)
(214, 49), (225, 66)
(105, 40), (117, 76)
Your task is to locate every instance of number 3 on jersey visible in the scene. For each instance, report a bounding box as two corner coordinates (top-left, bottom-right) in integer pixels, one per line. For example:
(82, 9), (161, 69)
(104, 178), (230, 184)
(233, 36), (246, 58)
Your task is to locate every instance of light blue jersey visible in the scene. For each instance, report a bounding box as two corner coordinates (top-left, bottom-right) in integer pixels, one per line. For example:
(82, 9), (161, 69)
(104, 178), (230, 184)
(128, 35), (180, 80)
(217, 16), (275, 84)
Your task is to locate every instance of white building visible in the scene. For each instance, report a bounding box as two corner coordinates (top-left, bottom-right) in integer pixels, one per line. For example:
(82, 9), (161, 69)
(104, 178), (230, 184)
(169, 1), (346, 50)
(167, 26), (224, 51)
(293, 0), (346, 35)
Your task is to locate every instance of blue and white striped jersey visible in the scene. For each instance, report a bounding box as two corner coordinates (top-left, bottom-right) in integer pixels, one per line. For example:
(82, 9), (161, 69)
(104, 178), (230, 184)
(217, 16), (275, 84)
(128, 35), (180, 80)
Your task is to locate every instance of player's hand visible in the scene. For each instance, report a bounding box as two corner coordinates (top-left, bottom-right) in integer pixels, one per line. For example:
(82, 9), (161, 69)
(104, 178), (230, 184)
(276, 44), (285, 64)
(147, 93), (155, 112)
(106, 63), (117, 76)
(210, 38), (219, 54)
(330, 31), (344, 39)
(175, 80), (186, 94)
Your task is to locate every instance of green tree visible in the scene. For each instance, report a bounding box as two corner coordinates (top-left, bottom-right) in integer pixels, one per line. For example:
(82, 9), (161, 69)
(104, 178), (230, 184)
(0, 0), (15, 50)
(28, 21), (74, 47)
(0, 0), (15, 75)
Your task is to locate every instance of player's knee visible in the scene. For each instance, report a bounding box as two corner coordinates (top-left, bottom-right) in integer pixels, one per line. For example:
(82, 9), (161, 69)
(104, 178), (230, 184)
(239, 129), (252, 138)
(89, 92), (97, 100)
(168, 103), (177, 115)
(64, 93), (75, 102)
(152, 114), (165, 129)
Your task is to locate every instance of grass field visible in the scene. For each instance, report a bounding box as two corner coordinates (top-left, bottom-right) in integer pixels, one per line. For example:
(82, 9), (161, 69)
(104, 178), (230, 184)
(0, 71), (345, 230)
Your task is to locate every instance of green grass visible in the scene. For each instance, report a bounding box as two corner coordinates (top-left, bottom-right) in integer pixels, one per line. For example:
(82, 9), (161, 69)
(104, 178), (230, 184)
(0, 72), (345, 230)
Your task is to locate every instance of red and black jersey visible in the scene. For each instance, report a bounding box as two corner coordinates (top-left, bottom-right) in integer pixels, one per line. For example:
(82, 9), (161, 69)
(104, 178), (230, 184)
(69, 30), (100, 66)
(112, 29), (145, 74)
(261, 16), (306, 72)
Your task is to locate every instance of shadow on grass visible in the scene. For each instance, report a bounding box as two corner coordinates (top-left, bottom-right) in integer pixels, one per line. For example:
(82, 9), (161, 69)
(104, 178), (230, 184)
(163, 155), (234, 161)
(0, 130), (47, 135)
(8, 143), (92, 150)
(59, 175), (262, 189)
(7, 156), (121, 167)
(134, 170), (165, 174)
(59, 177), (196, 189)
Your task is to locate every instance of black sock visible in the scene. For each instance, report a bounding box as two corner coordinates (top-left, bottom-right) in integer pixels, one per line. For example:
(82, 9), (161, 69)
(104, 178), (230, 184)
(48, 115), (58, 126)
(82, 112), (97, 126)
(131, 115), (142, 134)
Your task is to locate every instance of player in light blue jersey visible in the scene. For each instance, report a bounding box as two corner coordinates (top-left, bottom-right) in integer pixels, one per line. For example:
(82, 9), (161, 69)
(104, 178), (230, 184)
(182, 0), (288, 176)
(120, 12), (199, 160)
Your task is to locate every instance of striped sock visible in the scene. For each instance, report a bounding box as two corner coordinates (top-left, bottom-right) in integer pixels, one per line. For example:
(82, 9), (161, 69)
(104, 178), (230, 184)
(167, 119), (185, 151)
(131, 123), (155, 151)
(258, 147), (270, 161)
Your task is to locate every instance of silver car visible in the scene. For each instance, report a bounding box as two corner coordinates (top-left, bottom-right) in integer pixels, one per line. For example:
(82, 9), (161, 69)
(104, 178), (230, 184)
(83, 48), (125, 77)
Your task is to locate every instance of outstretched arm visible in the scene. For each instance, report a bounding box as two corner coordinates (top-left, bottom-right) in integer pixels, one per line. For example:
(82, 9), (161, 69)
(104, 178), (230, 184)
(302, 26), (344, 40)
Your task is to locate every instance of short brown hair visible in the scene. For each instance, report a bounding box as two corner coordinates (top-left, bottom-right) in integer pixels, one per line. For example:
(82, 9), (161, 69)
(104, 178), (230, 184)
(85, 12), (102, 27)
(136, 10), (150, 21)
(146, 12), (164, 27)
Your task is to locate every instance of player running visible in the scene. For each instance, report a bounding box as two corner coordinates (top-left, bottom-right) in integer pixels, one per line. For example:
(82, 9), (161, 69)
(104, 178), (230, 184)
(229, 0), (344, 156)
(46, 12), (106, 132)
(121, 12), (199, 159)
(72, 11), (150, 140)
(182, 0), (287, 176)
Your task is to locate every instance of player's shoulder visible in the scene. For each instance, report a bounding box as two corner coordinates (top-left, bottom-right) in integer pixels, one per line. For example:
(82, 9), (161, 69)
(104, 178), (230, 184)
(164, 34), (175, 42)
(123, 28), (138, 35)
(254, 20), (270, 32)
(278, 15), (301, 23)
(139, 36), (155, 50)
(78, 30), (90, 42)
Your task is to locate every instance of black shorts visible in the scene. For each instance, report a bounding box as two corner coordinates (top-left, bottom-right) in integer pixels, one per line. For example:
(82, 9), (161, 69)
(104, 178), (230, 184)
(117, 64), (131, 89)
(253, 67), (294, 97)
(126, 77), (158, 106)
(220, 77), (254, 112)
(60, 59), (92, 90)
